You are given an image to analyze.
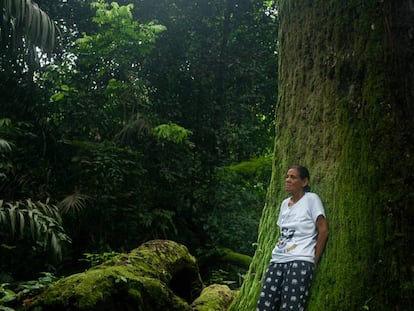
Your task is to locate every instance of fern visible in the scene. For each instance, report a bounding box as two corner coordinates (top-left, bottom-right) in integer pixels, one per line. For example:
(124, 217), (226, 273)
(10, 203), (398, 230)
(0, 139), (12, 153)
(0, 0), (57, 50)
(0, 199), (71, 260)
(153, 123), (193, 144)
(58, 191), (92, 215)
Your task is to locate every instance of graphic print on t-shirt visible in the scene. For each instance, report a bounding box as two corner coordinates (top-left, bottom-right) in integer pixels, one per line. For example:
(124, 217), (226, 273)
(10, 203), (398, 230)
(275, 227), (297, 253)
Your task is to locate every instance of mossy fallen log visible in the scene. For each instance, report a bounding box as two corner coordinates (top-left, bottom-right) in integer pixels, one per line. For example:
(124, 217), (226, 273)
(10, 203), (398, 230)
(25, 240), (204, 311)
(198, 248), (252, 269)
(191, 284), (234, 311)
(220, 248), (252, 268)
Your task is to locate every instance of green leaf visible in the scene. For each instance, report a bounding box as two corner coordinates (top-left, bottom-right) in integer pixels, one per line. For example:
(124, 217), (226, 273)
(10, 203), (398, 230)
(0, 138), (12, 152)
(60, 84), (70, 91)
(1, 0), (57, 51)
(0, 199), (71, 259)
(153, 123), (192, 144)
(50, 92), (65, 102)
(0, 289), (17, 304)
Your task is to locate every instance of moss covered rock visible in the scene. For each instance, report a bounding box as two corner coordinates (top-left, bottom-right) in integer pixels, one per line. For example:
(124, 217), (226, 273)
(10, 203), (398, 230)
(191, 284), (234, 311)
(25, 240), (203, 311)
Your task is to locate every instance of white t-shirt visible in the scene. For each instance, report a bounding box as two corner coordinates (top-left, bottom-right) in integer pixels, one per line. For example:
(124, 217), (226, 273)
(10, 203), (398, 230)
(271, 192), (325, 264)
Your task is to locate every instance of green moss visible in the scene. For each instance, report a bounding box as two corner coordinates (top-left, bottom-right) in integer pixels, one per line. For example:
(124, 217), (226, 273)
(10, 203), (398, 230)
(26, 240), (202, 311)
(31, 266), (178, 310)
(220, 248), (252, 268)
(230, 0), (413, 310)
(41, 269), (114, 308)
(191, 284), (234, 311)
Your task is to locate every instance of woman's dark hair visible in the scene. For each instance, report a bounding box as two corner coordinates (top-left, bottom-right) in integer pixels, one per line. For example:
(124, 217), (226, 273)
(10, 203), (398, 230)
(289, 165), (311, 192)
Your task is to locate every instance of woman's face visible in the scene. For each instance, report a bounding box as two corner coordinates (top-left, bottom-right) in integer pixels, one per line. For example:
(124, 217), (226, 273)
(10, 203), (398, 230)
(285, 168), (308, 194)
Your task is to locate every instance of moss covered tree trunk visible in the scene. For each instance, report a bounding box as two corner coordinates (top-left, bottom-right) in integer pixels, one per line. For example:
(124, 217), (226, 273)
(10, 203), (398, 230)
(230, 0), (414, 310)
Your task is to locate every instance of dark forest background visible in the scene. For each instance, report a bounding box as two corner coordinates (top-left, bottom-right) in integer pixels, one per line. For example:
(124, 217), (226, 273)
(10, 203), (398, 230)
(0, 0), (278, 289)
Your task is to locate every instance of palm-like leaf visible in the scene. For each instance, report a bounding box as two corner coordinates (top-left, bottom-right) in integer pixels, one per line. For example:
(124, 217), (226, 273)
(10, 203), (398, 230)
(58, 192), (92, 215)
(114, 113), (153, 145)
(0, 138), (12, 152)
(0, 199), (71, 260)
(0, 0), (57, 50)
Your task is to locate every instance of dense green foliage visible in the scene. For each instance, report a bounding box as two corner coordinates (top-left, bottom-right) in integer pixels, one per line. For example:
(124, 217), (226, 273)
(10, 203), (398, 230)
(0, 0), (277, 293)
(0, 0), (57, 73)
(2, 0), (413, 310)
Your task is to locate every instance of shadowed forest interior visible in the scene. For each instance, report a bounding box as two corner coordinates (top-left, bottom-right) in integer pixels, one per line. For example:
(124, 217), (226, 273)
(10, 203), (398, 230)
(1, 0), (413, 310)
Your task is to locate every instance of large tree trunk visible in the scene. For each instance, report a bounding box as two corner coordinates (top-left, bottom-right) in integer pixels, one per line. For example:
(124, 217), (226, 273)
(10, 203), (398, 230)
(230, 0), (414, 310)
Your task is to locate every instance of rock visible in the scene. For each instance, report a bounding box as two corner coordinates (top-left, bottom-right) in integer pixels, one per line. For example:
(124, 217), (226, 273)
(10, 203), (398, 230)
(191, 284), (235, 311)
(25, 240), (203, 311)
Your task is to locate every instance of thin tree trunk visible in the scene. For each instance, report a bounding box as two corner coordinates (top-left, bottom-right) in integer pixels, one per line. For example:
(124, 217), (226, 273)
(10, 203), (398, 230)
(229, 0), (414, 310)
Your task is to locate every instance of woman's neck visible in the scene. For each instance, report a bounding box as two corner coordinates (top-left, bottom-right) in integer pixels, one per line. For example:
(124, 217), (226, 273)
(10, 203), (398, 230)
(289, 191), (305, 206)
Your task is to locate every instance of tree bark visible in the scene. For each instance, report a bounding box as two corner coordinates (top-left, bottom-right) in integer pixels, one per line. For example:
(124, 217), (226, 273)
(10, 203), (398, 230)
(229, 0), (414, 310)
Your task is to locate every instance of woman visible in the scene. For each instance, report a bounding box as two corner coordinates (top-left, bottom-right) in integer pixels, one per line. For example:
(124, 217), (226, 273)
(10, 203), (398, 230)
(256, 165), (329, 311)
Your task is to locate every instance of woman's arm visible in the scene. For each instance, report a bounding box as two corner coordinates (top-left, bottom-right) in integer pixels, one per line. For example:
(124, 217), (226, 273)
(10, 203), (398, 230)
(314, 215), (329, 266)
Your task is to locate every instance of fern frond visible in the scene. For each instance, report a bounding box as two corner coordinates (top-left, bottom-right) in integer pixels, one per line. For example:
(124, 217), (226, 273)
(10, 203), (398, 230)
(0, 138), (12, 152)
(18, 208), (25, 237)
(0, 199), (70, 260)
(31, 198), (62, 222)
(1, 0), (58, 50)
(58, 192), (92, 215)
(7, 202), (17, 237)
(114, 113), (153, 144)
(153, 123), (192, 144)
